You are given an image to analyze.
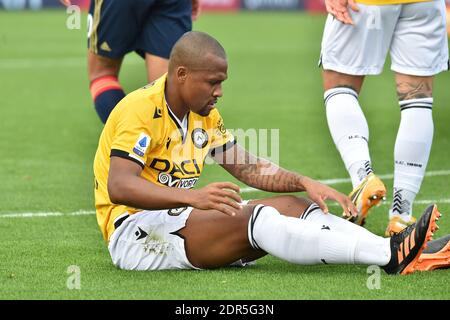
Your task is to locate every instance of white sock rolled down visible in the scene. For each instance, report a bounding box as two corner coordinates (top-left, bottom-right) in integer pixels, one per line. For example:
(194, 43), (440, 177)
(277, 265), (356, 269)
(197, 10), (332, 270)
(248, 205), (390, 266)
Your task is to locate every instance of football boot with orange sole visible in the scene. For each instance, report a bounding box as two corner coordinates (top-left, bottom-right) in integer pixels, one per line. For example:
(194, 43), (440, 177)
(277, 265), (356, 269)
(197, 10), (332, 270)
(344, 173), (387, 226)
(383, 204), (440, 275)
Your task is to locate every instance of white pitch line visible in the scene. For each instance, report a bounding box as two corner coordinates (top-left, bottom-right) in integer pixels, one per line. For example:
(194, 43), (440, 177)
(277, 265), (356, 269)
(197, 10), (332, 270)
(240, 169), (450, 194)
(0, 210), (95, 218)
(0, 57), (142, 69)
(329, 199), (450, 207)
(1, 169), (449, 219)
(1, 200), (450, 219)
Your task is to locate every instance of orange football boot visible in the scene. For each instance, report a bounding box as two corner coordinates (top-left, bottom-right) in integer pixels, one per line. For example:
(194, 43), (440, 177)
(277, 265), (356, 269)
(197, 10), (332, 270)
(385, 215), (417, 237)
(415, 234), (450, 271)
(383, 204), (440, 275)
(344, 173), (386, 226)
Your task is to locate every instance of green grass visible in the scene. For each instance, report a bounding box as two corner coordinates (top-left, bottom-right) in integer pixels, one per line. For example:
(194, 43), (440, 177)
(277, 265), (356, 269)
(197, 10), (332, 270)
(0, 10), (449, 300)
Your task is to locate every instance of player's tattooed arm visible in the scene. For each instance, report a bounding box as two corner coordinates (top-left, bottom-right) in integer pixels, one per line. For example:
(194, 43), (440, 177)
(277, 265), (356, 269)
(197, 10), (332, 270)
(215, 143), (304, 193)
(215, 144), (357, 216)
(396, 76), (433, 101)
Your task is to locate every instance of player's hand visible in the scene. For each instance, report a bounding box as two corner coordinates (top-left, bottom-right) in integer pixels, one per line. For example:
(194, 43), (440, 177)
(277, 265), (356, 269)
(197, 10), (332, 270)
(190, 182), (242, 216)
(325, 0), (359, 25)
(59, 0), (71, 6)
(300, 176), (358, 217)
(192, 0), (202, 21)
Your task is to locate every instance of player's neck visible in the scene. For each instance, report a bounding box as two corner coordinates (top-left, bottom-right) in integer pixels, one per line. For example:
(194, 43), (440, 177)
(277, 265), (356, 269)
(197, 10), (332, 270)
(164, 81), (189, 120)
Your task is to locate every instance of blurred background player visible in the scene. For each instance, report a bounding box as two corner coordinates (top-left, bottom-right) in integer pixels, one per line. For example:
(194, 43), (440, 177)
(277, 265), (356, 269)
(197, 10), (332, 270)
(61, 0), (201, 123)
(320, 0), (449, 235)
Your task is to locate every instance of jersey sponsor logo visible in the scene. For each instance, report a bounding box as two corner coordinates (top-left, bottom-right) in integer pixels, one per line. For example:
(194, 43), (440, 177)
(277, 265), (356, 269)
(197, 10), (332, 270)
(149, 158), (202, 176)
(191, 128), (209, 149)
(132, 133), (150, 157)
(158, 172), (199, 189)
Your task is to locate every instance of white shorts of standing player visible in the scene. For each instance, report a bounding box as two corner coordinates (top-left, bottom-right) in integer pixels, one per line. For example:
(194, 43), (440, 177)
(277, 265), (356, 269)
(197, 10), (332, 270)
(319, 1), (449, 76)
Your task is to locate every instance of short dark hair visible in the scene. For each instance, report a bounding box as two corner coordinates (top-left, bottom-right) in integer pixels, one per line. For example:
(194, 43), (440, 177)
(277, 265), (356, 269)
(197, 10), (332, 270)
(168, 31), (227, 72)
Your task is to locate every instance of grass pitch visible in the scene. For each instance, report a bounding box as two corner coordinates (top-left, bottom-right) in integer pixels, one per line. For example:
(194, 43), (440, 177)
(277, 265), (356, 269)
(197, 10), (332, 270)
(0, 10), (449, 300)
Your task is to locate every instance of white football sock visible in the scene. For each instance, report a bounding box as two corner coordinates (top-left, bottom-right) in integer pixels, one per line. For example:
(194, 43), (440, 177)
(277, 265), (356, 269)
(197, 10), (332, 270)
(248, 205), (391, 266)
(391, 100), (433, 218)
(389, 188), (417, 221)
(325, 87), (372, 188)
(300, 203), (390, 264)
(300, 203), (381, 240)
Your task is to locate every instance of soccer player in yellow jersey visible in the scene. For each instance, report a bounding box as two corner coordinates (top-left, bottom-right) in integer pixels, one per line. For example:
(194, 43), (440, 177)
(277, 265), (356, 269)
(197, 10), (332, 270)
(93, 31), (440, 274)
(320, 0), (449, 237)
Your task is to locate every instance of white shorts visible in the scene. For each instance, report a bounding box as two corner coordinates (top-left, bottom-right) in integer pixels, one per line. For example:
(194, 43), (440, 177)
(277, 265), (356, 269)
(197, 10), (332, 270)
(108, 201), (252, 271)
(108, 207), (198, 271)
(320, 1), (449, 76)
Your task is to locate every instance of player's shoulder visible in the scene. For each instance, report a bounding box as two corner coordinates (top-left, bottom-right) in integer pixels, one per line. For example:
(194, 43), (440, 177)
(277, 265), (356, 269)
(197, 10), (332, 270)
(205, 107), (223, 124)
(113, 76), (166, 120)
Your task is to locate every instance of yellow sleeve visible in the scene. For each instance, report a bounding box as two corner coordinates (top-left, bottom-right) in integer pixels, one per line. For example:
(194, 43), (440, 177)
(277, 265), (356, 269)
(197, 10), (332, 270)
(208, 109), (236, 157)
(110, 97), (156, 168)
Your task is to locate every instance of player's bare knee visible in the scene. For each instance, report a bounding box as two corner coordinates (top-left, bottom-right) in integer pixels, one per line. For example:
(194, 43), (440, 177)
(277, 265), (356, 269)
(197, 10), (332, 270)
(88, 51), (122, 81)
(322, 70), (364, 93)
(395, 74), (433, 101)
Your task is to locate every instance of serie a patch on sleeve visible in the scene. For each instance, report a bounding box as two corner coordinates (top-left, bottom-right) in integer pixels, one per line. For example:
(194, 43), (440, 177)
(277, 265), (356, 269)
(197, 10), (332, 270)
(132, 133), (151, 157)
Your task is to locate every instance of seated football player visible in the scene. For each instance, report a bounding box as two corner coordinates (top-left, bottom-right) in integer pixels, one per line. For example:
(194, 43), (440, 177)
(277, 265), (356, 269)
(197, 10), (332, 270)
(93, 31), (443, 274)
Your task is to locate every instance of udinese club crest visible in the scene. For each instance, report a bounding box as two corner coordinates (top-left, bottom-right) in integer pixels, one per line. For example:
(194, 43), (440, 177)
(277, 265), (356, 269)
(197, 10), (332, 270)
(191, 128), (209, 149)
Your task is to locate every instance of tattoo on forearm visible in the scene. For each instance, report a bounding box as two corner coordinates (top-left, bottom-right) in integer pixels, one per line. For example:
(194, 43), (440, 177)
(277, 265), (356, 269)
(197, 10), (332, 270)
(397, 81), (432, 101)
(222, 149), (303, 192)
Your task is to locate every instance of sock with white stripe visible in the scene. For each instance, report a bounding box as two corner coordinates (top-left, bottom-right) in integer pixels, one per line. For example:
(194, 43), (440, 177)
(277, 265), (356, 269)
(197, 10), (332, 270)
(390, 99), (434, 219)
(324, 87), (373, 188)
(248, 205), (391, 266)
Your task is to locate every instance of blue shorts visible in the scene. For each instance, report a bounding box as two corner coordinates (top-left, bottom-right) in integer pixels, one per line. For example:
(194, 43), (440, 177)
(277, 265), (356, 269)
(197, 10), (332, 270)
(87, 0), (192, 59)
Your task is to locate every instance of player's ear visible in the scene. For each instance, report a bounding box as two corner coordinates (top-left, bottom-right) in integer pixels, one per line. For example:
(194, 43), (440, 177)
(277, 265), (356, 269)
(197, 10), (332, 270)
(176, 66), (188, 83)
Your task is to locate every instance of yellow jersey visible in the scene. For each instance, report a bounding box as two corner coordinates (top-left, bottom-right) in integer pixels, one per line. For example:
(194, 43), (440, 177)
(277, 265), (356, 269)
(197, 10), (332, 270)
(93, 74), (235, 241)
(355, 0), (432, 5)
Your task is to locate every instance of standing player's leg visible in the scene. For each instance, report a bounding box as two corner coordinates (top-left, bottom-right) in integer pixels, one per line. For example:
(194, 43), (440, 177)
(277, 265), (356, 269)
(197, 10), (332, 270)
(386, 0), (449, 235)
(388, 73), (434, 234)
(139, 0), (193, 83)
(87, 0), (156, 123)
(318, 5), (401, 225)
(323, 70), (372, 192)
(88, 52), (124, 123)
(145, 53), (169, 83)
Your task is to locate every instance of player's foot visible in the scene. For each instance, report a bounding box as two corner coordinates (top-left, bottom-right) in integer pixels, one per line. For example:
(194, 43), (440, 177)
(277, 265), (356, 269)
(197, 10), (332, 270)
(414, 234), (450, 271)
(382, 204), (440, 275)
(385, 215), (417, 237)
(344, 173), (386, 226)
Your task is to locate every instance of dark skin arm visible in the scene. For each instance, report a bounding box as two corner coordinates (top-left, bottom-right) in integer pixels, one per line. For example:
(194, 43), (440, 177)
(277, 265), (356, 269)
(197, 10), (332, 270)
(108, 156), (243, 216)
(213, 143), (357, 217)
